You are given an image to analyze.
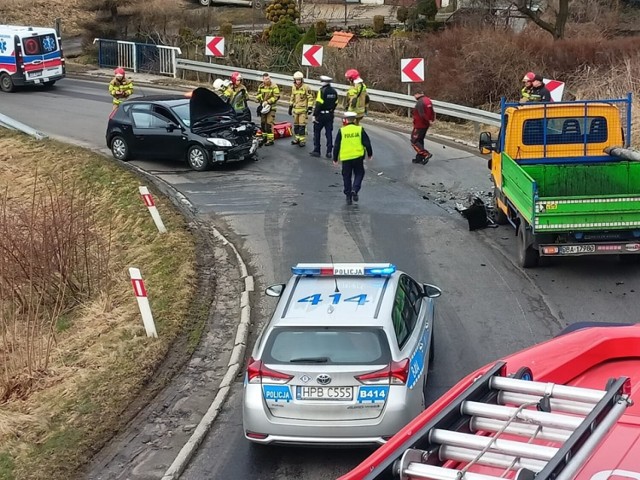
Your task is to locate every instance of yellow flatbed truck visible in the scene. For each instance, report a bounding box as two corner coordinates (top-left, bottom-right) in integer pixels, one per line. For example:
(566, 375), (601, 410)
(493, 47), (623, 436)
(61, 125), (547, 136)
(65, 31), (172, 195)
(479, 95), (640, 268)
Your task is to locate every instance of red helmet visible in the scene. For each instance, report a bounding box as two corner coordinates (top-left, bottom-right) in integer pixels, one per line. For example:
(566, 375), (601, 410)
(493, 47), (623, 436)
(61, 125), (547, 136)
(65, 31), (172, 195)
(345, 69), (360, 82)
(231, 72), (242, 85)
(114, 67), (125, 77)
(522, 71), (535, 82)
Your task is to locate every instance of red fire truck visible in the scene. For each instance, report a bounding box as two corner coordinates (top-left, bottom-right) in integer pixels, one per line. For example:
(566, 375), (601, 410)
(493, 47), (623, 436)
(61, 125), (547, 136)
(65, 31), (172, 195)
(339, 322), (640, 480)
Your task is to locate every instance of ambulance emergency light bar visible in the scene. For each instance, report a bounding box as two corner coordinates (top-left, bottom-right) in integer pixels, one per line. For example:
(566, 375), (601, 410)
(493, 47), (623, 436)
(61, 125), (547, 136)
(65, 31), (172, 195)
(291, 263), (397, 277)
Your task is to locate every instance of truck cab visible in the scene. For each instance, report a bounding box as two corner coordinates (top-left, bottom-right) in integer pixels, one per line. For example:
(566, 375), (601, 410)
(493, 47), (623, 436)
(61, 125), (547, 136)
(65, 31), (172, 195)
(477, 96), (640, 267)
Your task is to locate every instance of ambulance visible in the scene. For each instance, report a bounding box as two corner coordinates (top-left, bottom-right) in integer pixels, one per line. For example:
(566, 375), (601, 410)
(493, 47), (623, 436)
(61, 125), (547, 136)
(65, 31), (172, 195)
(0, 24), (65, 92)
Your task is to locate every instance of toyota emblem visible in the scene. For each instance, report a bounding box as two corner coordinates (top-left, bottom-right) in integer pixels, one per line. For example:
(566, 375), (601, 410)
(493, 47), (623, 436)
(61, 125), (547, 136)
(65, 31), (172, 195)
(316, 374), (332, 385)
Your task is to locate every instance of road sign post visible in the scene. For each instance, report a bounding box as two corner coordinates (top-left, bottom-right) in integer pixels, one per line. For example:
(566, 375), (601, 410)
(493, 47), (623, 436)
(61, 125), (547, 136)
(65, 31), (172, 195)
(129, 267), (158, 338)
(205, 36), (225, 57)
(139, 186), (167, 234)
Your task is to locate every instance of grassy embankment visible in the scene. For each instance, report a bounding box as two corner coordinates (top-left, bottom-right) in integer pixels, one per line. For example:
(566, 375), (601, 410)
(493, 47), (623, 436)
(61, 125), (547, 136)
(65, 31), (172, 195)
(0, 130), (198, 480)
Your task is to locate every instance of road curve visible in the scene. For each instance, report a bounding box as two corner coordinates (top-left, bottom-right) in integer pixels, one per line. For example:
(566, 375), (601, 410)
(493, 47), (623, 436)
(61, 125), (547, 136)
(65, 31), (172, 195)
(1, 78), (638, 480)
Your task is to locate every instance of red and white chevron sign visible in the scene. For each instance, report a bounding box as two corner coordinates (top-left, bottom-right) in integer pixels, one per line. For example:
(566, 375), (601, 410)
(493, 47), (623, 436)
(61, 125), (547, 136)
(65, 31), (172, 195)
(302, 44), (323, 67)
(401, 58), (425, 83)
(205, 36), (225, 57)
(544, 79), (565, 102)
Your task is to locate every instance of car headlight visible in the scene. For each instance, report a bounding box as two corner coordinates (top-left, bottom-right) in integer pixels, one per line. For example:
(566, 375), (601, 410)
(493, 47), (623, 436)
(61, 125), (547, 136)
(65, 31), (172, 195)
(207, 138), (233, 147)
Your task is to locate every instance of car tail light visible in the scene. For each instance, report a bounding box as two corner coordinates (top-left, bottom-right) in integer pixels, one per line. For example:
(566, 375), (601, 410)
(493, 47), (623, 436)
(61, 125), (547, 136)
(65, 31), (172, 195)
(246, 431), (268, 440)
(246, 357), (293, 385)
(356, 359), (410, 386)
(108, 108), (117, 120)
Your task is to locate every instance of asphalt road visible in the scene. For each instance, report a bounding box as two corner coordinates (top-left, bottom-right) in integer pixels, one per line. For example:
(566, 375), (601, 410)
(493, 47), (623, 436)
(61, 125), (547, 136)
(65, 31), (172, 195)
(2, 78), (639, 480)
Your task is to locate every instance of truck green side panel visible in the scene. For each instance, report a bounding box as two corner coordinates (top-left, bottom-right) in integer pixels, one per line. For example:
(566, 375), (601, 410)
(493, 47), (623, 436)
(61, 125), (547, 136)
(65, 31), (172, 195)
(500, 153), (640, 232)
(500, 153), (536, 225)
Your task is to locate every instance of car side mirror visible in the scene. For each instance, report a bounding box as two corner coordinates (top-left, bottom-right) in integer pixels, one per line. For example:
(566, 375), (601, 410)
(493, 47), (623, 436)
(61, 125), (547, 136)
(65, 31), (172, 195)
(166, 122), (179, 132)
(265, 283), (286, 297)
(422, 283), (442, 298)
(479, 131), (494, 155)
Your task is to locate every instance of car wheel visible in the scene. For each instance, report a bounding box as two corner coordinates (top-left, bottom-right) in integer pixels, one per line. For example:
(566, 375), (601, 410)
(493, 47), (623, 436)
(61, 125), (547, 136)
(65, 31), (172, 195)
(0, 73), (15, 93)
(110, 135), (130, 161)
(187, 145), (210, 171)
(199, 0), (211, 5)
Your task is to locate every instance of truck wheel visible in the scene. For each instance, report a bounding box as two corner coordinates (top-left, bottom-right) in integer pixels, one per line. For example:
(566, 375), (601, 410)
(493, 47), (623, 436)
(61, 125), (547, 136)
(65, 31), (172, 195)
(0, 73), (15, 93)
(518, 223), (539, 268)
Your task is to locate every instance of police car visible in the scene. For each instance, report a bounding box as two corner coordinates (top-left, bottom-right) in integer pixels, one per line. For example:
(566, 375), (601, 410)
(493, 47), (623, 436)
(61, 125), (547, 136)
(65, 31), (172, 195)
(242, 263), (442, 446)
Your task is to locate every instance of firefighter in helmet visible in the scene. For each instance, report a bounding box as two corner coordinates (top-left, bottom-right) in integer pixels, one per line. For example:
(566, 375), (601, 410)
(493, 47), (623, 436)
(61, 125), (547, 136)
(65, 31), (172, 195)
(109, 67), (134, 111)
(288, 71), (314, 147)
(256, 73), (280, 146)
(344, 69), (368, 125)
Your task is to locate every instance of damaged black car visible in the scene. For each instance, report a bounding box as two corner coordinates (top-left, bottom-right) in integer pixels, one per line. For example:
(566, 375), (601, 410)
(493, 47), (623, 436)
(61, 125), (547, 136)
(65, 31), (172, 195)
(106, 87), (260, 171)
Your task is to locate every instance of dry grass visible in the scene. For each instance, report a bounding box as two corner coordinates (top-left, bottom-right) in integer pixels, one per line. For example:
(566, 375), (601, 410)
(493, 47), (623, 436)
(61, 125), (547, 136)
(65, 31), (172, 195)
(0, 0), (93, 36)
(0, 130), (196, 480)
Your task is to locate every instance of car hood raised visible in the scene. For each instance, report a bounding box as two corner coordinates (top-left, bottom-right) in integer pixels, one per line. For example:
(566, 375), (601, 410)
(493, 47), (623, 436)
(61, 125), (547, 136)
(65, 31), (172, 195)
(190, 87), (235, 125)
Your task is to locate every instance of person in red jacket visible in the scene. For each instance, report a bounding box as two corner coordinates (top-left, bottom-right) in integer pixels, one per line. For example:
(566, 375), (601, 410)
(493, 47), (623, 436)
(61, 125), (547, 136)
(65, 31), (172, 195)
(411, 89), (436, 165)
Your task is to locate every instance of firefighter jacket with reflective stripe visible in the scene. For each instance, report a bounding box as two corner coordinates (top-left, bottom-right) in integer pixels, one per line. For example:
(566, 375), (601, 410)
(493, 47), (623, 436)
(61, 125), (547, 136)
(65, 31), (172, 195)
(336, 124), (370, 161)
(256, 82), (280, 110)
(345, 83), (367, 115)
(109, 78), (134, 101)
(227, 84), (248, 112)
(290, 83), (314, 113)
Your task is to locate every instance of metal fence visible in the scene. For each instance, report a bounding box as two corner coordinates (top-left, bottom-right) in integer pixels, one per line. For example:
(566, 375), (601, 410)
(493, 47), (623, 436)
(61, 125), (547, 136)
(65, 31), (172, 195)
(176, 58), (501, 127)
(94, 39), (182, 77)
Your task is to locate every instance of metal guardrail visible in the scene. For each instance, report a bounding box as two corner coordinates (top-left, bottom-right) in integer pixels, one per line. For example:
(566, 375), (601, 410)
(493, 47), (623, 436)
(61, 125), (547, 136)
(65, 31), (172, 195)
(94, 39), (182, 77)
(176, 58), (501, 127)
(0, 112), (48, 140)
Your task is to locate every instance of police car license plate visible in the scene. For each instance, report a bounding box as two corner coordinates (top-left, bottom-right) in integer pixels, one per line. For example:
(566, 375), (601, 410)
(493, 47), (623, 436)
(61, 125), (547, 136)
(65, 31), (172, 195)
(296, 386), (353, 401)
(559, 244), (596, 254)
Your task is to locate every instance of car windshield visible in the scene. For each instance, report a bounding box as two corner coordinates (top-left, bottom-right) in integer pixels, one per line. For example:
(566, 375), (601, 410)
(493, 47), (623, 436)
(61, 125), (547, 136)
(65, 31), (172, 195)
(262, 327), (390, 365)
(170, 103), (191, 127)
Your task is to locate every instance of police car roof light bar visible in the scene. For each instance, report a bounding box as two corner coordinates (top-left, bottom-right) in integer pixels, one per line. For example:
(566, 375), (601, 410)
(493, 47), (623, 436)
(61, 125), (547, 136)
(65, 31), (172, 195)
(291, 263), (396, 277)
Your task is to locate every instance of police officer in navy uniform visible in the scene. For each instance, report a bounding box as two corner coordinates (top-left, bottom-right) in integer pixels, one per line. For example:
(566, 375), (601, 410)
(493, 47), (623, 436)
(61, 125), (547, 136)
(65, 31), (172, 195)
(332, 111), (373, 205)
(310, 75), (339, 158)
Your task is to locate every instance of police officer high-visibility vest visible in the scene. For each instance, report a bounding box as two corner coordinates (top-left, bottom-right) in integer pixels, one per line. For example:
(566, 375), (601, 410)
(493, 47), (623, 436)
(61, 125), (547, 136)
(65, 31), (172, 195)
(338, 124), (365, 161)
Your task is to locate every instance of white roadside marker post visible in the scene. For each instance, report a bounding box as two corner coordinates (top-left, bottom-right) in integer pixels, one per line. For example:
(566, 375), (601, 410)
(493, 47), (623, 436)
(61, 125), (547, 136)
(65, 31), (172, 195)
(129, 267), (158, 338)
(139, 186), (167, 233)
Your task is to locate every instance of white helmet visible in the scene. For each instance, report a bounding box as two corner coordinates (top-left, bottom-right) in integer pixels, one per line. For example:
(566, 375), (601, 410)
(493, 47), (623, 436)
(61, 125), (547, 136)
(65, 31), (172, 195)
(293, 71), (304, 80)
(261, 103), (271, 114)
(222, 79), (231, 87)
(213, 78), (224, 90)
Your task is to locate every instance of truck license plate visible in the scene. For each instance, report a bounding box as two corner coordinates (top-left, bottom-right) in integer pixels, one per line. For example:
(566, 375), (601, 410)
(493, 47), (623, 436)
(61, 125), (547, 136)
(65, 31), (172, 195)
(559, 244), (596, 254)
(296, 386), (353, 401)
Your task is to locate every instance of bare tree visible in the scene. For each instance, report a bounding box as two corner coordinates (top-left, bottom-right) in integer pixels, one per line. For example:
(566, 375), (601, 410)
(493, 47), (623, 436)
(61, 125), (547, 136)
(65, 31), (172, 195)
(514, 0), (570, 39)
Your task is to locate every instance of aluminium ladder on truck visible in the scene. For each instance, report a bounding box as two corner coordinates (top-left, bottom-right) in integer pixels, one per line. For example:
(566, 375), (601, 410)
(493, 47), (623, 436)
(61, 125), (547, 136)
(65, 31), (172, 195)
(394, 362), (632, 480)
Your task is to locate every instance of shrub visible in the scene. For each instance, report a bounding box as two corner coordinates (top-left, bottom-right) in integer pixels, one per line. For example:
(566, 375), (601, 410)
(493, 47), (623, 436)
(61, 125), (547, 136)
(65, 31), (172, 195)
(315, 19), (327, 37)
(268, 18), (302, 50)
(397, 6), (409, 24)
(220, 22), (233, 37)
(359, 27), (378, 38)
(295, 25), (317, 58)
(417, 0), (438, 21)
(373, 15), (385, 34)
(265, 0), (300, 23)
